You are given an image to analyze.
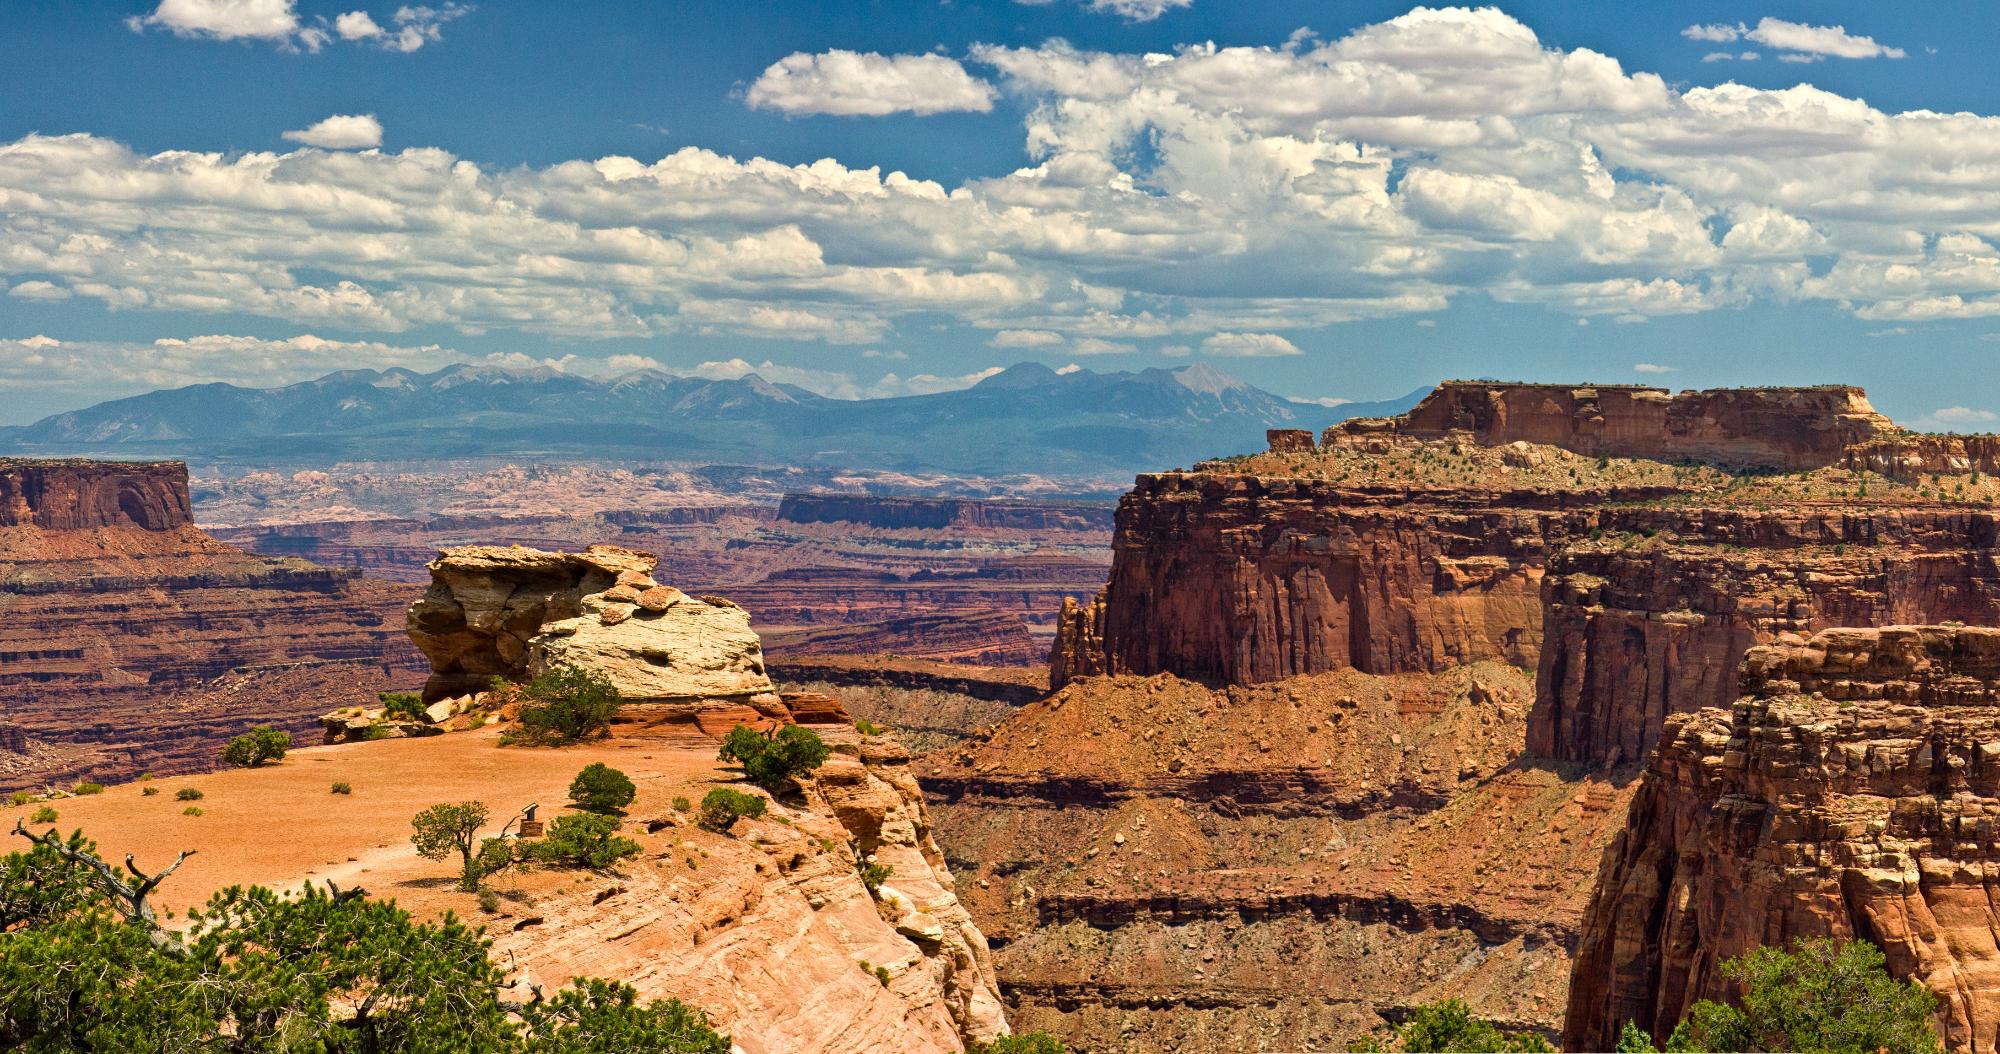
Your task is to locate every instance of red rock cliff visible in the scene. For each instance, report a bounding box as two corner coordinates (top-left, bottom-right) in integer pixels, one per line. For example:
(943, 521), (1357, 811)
(1564, 625), (2000, 1051)
(1332, 383), (1894, 470)
(0, 458), (192, 531)
(1529, 507), (2000, 767)
(1050, 473), (1673, 689)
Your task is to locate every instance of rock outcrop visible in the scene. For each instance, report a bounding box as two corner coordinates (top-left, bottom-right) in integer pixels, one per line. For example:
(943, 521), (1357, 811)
(1564, 625), (2000, 1052)
(407, 544), (777, 708)
(1329, 383), (1895, 470)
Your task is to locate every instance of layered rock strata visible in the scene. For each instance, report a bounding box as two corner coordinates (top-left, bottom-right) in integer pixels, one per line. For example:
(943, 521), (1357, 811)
(921, 664), (1634, 1051)
(1055, 383), (2000, 766)
(1565, 625), (2000, 1052)
(0, 460), (425, 790)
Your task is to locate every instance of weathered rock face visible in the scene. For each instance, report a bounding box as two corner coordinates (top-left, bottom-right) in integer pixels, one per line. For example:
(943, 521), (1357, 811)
(1057, 474), (1596, 688)
(0, 458), (192, 531)
(1565, 625), (2000, 1052)
(1331, 383), (1895, 470)
(407, 544), (776, 706)
(1530, 508), (2000, 767)
(481, 694), (1005, 1051)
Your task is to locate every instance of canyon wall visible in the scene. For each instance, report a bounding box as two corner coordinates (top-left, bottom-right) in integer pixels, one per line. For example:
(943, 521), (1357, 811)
(0, 460), (425, 791)
(1530, 508), (2000, 767)
(0, 458), (192, 531)
(1565, 625), (2000, 1052)
(777, 493), (1116, 533)
(1068, 474), (1582, 687)
(1331, 383), (1895, 470)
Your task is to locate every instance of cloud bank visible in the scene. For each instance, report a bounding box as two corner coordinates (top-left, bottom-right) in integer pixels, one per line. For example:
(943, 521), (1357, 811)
(8, 6), (1996, 359)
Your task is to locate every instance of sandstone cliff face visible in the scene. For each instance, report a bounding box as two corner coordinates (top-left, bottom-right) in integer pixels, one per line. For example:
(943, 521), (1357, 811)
(0, 458), (192, 531)
(494, 696), (1008, 1054)
(1062, 474), (1565, 688)
(408, 544), (776, 707)
(1530, 508), (2000, 767)
(1565, 625), (2000, 1052)
(1332, 383), (1894, 471)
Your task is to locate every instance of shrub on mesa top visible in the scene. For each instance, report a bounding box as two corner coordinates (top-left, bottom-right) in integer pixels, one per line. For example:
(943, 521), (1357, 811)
(0, 825), (731, 1051)
(503, 666), (621, 746)
(220, 727), (292, 768)
(568, 763), (636, 815)
(717, 724), (829, 795)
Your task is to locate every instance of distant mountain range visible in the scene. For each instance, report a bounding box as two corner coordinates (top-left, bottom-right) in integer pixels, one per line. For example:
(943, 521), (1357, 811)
(2, 361), (1425, 476)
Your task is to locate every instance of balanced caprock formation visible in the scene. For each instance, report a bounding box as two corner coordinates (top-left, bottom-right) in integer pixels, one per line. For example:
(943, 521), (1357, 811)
(953, 381), (2000, 1051)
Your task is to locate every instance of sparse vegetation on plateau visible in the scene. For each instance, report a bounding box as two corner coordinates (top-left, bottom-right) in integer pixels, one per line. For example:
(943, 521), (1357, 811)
(696, 788), (766, 832)
(718, 724), (829, 795)
(0, 825), (731, 1051)
(220, 726), (292, 768)
(71, 782), (104, 796)
(331, 781), (352, 795)
(975, 1034), (1073, 1054)
(411, 800), (491, 892)
(568, 762), (636, 815)
(27, 807), (56, 825)
(174, 787), (203, 802)
(379, 690), (428, 721)
(503, 666), (622, 746)
(526, 814), (640, 870)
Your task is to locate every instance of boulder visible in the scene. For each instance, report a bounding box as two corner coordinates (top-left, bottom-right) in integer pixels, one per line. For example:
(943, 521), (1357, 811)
(409, 543), (778, 712)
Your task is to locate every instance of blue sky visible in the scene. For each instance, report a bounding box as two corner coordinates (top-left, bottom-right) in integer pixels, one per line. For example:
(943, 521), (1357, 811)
(3, 1), (2000, 426)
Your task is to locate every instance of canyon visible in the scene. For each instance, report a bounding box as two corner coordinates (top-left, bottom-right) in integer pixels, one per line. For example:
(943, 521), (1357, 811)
(212, 482), (1111, 671)
(979, 382), (2000, 1050)
(15, 378), (2000, 1050)
(0, 459), (426, 792)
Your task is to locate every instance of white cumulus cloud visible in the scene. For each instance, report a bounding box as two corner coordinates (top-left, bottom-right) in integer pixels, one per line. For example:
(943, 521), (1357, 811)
(746, 51), (997, 116)
(15, 5), (2000, 358)
(1682, 17), (1903, 61)
(281, 113), (383, 149)
(1016, 0), (1192, 23)
(1201, 332), (1303, 357)
(129, 0), (300, 41)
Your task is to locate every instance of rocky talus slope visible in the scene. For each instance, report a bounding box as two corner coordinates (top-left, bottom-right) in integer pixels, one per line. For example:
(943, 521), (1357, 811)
(921, 664), (1636, 1051)
(0, 459), (423, 791)
(1565, 625), (2000, 1052)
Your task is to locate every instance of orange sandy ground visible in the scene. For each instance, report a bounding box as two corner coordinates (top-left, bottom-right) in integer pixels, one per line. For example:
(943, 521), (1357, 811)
(4, 726), (735, 921)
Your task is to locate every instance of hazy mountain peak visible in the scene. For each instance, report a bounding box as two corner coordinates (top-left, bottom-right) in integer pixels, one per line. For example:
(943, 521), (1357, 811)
(1171, 361), (1249, 396)
(973, 362), (1069, 390)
